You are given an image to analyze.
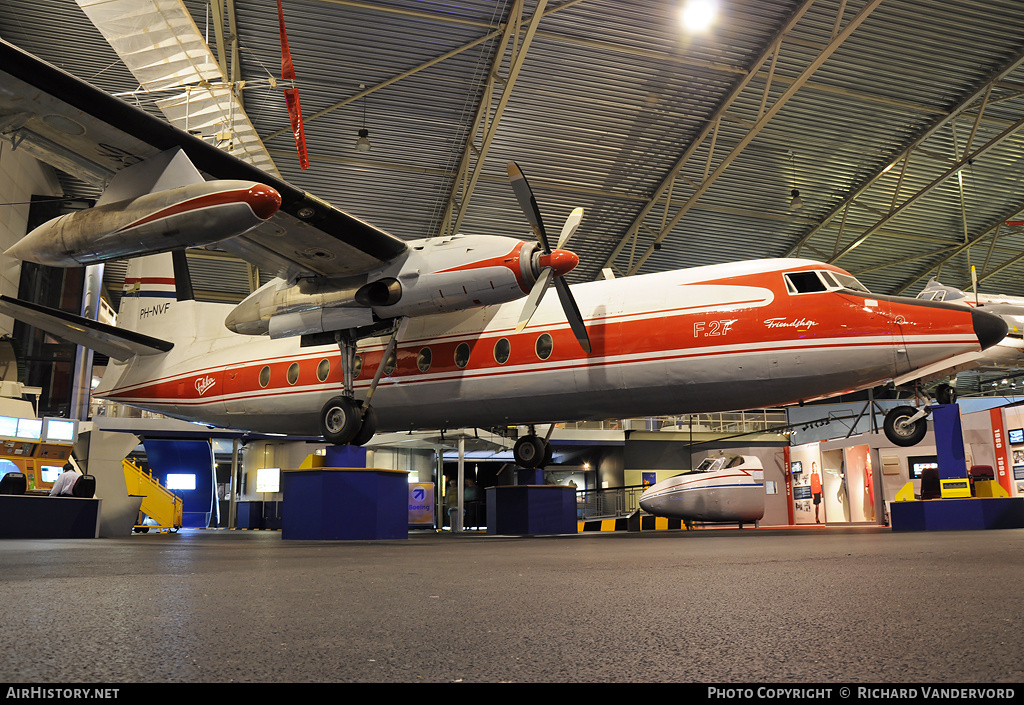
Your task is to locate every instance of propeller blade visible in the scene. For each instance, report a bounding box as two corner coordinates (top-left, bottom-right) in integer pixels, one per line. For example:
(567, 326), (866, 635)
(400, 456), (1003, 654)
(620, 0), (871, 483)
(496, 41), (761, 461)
(515, 267), (554, 333)
(554, 276), (592, 354)
(507, 161), (551, 252)
(557, 207), (584, 249)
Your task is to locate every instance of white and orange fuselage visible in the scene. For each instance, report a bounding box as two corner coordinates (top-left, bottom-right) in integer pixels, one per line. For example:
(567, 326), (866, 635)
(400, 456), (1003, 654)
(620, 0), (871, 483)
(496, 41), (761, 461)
(94, 256), (1001, 437)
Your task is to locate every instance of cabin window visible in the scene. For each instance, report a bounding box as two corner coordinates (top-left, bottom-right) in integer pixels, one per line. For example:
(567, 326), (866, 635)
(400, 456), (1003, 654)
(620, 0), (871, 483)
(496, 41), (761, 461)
(535, 333), (553, 360)
(417, 348), (432, 372)
(784, 271), (828, 294)
(286, 362), (299, 385)
(317, 359), (330, 382)
(494, 338), (511, 364)
(454, 343), (471, 369)
(352, 355), (363, 379)
(383, 350), (397, 376)
(258, 365), (271, 388)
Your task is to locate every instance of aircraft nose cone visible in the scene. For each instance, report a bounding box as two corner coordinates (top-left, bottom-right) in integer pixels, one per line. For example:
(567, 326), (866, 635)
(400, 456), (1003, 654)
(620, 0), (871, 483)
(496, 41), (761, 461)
(973, 308), (1008, 350)
(245, 184), (282, 220)
(539, 249), (579, 277)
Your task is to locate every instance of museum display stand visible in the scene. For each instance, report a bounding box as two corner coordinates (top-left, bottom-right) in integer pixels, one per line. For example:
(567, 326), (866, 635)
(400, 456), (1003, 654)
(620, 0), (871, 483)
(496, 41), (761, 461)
(485, 484), (577, 535)
(891, 404), (1024, 531)
(0, 495), (101, 538)
(280, 446), (409, 540)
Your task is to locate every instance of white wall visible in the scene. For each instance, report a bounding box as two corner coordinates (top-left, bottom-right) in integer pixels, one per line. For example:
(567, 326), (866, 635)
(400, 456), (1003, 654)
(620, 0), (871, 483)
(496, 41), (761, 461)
(0, 144), (61, 336)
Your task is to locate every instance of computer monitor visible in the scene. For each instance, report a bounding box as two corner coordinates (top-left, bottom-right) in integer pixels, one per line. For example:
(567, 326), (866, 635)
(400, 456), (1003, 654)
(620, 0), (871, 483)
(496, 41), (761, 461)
(15, 418), (41, 440)
(43, 418), (76, 443)
(0, 416), (17, 438)
(908, 455), (939, 480)
(40, 465), (63, 483)
(1009, 428), (1024, 445)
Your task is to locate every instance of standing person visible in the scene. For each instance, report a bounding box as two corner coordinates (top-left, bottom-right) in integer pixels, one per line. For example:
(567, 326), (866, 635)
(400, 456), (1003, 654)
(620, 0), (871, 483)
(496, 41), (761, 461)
(49, 462), (81, 496)
(810, 461), (823, 523)
(444, 479), (458, 528)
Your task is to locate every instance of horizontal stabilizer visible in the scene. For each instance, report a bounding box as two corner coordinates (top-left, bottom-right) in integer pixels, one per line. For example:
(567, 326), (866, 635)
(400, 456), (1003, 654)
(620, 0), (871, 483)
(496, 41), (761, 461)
(0, 295), (173, 361)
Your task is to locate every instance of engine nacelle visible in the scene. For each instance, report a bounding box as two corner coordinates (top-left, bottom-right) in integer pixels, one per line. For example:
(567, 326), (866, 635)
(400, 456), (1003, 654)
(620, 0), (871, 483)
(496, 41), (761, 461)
(5, 180), (281, 266)
(225, 234), (553, 337)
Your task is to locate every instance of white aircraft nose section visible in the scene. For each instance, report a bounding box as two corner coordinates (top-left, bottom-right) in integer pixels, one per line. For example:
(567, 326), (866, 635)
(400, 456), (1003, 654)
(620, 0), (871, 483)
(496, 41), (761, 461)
(639, 455), (766, 524)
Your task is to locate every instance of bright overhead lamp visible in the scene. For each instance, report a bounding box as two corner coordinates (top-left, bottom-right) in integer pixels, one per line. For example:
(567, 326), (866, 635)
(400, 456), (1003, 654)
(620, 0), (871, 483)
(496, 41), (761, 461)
(681, 0), (717, 32)
(790, 188), (803, 210)
(355, 128), (371, 152)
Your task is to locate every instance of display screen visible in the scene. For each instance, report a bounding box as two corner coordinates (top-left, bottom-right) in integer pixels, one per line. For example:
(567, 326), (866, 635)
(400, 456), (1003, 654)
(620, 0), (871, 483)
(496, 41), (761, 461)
(1009, 428), (1024, 445)
(44, 419), (76, 442)
(256, 467), (281, 493)
(0, 416), (18, 438)
(908, 455), (939, 479)
(15, 418), (41, 440)
(40, 465), (63, 483)
(166, 473), (196, 490)
(791, 460), (803, 474)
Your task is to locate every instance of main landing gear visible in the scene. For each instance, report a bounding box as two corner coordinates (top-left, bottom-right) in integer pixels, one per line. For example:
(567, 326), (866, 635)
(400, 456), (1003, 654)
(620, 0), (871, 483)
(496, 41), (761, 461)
(318, 323), (399, 446)
(513, 426), (554, 469)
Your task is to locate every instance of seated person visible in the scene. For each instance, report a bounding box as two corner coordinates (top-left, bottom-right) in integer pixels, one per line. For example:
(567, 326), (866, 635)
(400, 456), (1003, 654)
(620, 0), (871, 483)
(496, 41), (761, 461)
(49, 463), (81, 496)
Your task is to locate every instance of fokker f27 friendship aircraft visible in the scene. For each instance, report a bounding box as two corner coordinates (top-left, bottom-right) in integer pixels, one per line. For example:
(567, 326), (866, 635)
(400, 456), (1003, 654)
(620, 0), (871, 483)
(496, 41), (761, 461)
(0, 40), (1008, 465)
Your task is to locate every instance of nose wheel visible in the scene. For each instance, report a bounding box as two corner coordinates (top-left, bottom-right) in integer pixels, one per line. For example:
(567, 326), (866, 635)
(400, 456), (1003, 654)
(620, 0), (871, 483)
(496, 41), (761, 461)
(883, 405), (928, 447)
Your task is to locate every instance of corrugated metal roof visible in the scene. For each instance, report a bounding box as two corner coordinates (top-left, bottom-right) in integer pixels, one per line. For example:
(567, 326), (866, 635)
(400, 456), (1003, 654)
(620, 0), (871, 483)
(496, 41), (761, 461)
(4, 0), (1024, 309)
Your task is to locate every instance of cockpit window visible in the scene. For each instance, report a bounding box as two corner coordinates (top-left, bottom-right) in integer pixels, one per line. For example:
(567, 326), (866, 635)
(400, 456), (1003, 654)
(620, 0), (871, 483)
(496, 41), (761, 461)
(785, 271), (828, 294)
(916, 290), (945, 302)
(785, 270), (870, 294)
(832, 272), (870, 292)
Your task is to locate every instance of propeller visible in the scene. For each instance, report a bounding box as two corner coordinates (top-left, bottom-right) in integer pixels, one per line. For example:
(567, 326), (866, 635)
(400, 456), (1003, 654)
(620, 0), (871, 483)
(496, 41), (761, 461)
(507, 161), (592, 353)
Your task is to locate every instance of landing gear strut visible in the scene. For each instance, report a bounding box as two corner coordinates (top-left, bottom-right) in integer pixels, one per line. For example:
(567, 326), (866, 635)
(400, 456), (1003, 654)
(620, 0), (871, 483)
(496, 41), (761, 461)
(318, 322), (400, 446)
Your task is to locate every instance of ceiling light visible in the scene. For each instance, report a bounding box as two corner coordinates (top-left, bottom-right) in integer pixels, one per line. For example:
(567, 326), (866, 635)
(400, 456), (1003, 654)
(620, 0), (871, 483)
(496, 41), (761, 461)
(355, 128), (371, 152)
(681, 0), (717, 31)
(790, 188), (803, 210)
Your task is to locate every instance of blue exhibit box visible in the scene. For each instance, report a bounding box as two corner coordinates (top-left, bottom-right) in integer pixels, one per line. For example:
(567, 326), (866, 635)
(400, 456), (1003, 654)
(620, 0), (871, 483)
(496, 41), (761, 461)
(891, 496), (1024, 532)
(486, 485), (577, 535)
(281, 467), (409, 540)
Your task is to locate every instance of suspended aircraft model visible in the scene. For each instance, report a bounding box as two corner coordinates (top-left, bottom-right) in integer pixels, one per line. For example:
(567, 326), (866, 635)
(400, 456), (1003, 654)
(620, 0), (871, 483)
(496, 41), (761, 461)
(0, 40), (1009, 463)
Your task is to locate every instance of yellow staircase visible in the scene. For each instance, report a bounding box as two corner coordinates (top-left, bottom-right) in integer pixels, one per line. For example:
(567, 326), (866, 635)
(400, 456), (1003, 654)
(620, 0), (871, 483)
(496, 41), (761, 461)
(122, 458), (183, 532)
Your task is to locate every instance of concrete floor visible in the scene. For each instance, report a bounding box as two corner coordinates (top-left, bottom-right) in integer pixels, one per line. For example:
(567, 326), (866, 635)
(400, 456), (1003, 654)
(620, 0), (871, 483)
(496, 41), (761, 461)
(2, 526), (1023, 684)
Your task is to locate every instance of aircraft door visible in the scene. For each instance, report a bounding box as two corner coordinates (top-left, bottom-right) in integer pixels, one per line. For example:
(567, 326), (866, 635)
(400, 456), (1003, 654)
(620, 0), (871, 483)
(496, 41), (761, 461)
(888, 302), (915, 377)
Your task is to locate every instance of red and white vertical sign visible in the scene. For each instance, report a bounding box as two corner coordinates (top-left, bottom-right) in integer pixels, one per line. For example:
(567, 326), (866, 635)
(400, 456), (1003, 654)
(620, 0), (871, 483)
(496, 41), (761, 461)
(990, 408), (1014, 495)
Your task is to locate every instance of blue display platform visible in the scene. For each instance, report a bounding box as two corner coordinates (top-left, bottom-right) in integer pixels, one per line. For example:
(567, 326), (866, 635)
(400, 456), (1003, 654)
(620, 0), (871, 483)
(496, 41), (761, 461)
(890, 497), (1024, 532)
(0, 495), (101, 538)
(281, 467), (409, 540)
(486, 485), (577, 535)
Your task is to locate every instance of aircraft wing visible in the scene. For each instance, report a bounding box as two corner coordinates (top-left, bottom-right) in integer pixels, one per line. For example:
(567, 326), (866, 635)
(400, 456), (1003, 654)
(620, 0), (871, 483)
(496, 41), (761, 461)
(0, 295), (172, 362)
(0, 39), (408, 281)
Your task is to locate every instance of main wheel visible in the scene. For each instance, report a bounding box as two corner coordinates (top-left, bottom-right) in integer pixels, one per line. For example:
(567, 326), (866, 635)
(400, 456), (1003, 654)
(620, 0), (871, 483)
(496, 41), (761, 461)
(349, 405), (378, 447)
(320, 396), (362, 445)
(883, 405), (928, 447)
(513, 435), (547, 469)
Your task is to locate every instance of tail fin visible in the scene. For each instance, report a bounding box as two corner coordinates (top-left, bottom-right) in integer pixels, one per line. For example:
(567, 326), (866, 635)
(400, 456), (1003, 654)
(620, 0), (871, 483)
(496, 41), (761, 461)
(116, 250), (195, 337)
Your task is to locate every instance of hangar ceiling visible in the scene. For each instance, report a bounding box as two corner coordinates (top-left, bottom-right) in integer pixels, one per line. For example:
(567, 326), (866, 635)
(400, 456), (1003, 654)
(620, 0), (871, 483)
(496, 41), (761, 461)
(4, 0), (1024, 315)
